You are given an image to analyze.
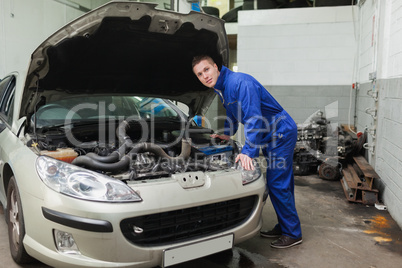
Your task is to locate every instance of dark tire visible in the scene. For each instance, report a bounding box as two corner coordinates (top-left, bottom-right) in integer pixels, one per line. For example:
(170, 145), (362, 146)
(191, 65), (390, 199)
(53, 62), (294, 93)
(318, 163), (340, 181)
(6, 176), (34, 264)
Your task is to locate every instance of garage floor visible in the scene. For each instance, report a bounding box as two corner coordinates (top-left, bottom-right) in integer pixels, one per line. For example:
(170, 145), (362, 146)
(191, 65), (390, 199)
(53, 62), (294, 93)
(1, 173), (402, 268)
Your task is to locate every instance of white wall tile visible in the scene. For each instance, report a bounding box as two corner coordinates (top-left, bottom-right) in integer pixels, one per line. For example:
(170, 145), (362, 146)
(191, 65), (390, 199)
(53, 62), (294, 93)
(238, 7), (357, 86)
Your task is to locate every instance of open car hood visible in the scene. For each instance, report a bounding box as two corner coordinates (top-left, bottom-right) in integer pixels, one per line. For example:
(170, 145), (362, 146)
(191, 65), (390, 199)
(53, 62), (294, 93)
(22, 1), (228, 117)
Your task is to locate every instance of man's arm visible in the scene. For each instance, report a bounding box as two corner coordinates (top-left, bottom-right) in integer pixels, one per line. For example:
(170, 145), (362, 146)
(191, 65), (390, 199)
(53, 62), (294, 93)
(223, 109), (239, 136)
(210, 107), (238, 143)
(236, 80), (264, 158)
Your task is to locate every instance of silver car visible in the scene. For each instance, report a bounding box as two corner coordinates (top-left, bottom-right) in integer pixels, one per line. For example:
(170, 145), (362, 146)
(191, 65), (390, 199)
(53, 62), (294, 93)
(0, 2), (267, 267)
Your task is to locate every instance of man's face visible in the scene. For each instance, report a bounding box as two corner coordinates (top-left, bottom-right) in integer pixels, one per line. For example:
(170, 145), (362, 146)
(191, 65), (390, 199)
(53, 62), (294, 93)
(193, 59), (220, 88)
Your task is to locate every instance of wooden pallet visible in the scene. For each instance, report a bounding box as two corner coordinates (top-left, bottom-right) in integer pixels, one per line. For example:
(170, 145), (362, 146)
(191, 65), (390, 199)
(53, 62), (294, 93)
(340, 156), (379, 205)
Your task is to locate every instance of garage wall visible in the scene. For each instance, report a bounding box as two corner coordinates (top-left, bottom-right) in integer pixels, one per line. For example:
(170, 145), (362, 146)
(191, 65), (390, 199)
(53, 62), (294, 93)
(385, 0), (402, 78)
(355, 0), (402, 228)
(237, 6), (358, 125)
(0, 0), (110, 78)
(236, 2), (402, 229)
(353, 1), (378, 166)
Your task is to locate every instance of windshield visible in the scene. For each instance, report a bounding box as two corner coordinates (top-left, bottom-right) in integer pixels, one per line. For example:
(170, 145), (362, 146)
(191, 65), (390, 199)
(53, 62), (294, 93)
(32, 96), (183, 128)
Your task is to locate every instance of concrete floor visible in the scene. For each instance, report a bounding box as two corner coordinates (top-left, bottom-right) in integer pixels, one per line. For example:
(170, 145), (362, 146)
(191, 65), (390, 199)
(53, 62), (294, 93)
(1, 173), (402, 268)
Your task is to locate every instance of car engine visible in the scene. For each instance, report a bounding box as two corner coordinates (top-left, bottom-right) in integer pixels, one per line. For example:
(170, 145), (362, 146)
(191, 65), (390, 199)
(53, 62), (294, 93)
(28, 119), (240, 181)
(293, 111), (330, 175)
(293, 111), (360, 180)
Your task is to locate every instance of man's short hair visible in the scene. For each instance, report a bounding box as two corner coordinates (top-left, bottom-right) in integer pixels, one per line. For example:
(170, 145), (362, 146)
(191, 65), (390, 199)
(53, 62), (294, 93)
(191, 55), (215, 70)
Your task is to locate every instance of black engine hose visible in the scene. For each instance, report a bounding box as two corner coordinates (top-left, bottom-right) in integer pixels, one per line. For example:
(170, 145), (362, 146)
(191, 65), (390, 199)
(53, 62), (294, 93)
(117, 120), (134, 150)
(73, 120), (191, 174)
(84, 151), (120, 163)
(130, 139), (191, 161)
(72, 155), (130, 174)
(117, 120), (192, 161)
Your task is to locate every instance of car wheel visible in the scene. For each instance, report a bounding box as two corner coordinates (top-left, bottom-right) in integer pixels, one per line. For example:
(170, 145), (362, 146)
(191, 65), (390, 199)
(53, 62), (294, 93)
(318, 163), (340, 181)
(6, 176), (33, 264)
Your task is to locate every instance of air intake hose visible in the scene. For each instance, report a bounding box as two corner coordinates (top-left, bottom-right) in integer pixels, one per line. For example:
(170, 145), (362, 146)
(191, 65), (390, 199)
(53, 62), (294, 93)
(72, 155), (130, 173)
(130, 139), (191, 161)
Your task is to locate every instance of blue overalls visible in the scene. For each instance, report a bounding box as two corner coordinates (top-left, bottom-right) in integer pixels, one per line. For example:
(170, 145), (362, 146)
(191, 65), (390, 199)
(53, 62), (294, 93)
(214, 66), (302, 239)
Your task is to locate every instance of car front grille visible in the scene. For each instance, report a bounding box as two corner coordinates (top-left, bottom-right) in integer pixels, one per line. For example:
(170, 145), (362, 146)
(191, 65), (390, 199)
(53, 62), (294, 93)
(120, 195), (257, 246)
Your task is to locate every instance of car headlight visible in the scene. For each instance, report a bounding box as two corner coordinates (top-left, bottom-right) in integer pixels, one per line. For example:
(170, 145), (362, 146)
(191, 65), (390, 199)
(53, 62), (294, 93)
(36, 156), (142, 202)
(234, 158), (262, 185)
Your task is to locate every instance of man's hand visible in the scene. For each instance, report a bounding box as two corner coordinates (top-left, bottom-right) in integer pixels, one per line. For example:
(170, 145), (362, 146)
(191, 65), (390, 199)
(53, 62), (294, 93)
(235, 153), (254, 171)
(210, 134), (230, 141)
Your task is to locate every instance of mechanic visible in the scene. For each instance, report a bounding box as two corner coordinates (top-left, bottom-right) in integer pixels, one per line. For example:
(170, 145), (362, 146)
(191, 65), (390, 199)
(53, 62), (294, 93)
(192, 55), (302, 249)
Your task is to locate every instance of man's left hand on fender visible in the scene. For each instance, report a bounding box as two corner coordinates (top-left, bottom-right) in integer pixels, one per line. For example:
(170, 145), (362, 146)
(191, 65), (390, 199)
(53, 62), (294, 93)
(235, 153), (254, 170)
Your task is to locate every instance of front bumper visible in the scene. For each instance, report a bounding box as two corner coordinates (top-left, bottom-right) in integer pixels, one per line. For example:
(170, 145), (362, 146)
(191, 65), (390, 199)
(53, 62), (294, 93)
(22, 169), (266, 267)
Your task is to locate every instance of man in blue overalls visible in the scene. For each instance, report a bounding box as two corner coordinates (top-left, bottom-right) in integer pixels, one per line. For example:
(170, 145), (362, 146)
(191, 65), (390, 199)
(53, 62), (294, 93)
(192, 55), (302, 248)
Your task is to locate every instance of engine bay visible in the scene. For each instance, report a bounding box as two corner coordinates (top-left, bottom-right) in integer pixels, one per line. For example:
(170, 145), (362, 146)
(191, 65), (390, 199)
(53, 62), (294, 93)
(28, 119), (240, 181)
